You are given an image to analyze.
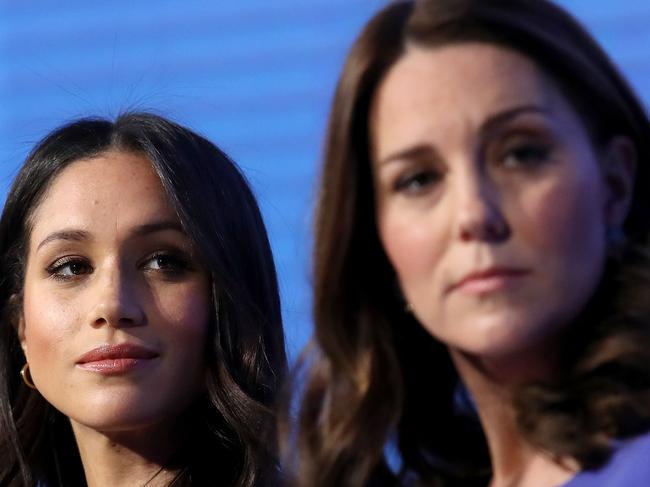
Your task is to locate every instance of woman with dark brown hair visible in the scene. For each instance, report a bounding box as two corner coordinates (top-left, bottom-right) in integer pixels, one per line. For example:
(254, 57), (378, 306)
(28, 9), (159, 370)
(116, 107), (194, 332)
(0, 112), (286, 486)
(284, 1), (650, 486)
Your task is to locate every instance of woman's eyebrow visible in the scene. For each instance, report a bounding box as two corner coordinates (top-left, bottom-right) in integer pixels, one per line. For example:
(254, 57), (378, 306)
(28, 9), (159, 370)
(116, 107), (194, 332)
(479, 104), (548, 137)
(36, 221), (186, 252)
(37, 229), (90, 251)
(130, 221), (186, 238)
(377, 105), (547, 168)
(378, 144), (440, 168)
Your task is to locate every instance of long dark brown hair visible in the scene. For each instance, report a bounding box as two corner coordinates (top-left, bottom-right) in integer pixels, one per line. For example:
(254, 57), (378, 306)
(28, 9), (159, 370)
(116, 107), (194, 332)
(0, 113), (287, 486)
(283, 1), (650, 485)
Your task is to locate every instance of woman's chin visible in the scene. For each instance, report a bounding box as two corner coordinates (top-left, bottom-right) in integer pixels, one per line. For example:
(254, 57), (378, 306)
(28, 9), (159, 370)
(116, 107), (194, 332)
(428, 311), (564, 364)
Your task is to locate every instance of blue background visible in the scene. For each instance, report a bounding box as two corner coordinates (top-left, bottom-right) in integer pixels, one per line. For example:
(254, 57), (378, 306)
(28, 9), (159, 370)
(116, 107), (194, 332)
(1, 1), (648, 362)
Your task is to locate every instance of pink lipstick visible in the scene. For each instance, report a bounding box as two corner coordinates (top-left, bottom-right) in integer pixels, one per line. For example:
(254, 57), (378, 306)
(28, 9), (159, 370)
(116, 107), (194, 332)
(76, 344), (158, 375)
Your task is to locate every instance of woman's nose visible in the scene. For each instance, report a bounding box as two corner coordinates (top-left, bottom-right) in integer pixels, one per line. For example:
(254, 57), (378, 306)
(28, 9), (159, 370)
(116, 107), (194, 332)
(88, 266), (145, 328)
(454, 171), (510, 243)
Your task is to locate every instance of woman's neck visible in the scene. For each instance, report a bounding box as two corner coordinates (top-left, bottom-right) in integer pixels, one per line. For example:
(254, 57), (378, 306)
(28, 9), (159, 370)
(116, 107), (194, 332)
(70, 419), (184, 487)
(449, 347), (577, 487)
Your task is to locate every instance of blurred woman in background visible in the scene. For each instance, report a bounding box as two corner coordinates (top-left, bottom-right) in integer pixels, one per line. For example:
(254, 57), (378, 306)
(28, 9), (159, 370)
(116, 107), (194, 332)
(0, 113), (286, 486)
(285, 1), (650, 485)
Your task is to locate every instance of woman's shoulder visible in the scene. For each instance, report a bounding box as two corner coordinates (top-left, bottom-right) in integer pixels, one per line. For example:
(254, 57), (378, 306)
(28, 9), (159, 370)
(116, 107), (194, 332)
(564, 430), (650, 487)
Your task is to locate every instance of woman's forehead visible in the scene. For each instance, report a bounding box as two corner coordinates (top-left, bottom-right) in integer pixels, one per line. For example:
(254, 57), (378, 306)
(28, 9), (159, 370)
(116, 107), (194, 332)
(28, 152), (178, 248)
(369, 43), (573, 161)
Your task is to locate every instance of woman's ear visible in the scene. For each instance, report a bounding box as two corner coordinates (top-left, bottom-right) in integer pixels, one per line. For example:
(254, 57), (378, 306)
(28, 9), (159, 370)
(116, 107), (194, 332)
(17, 316), (27, 355)
(601, 135), (637, 228)
(9, 293), (27, 354)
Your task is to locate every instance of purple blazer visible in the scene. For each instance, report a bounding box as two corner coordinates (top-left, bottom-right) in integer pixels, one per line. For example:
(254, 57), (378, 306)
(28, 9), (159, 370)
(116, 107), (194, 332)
(563, 431), (650, 486)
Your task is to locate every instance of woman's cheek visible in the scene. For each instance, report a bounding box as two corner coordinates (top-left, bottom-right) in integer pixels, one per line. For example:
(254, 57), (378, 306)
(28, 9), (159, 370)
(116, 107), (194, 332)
(518, 171), (604, 256)
(381, 207), (439, 277)
(154, 283), (211, 337)
(22, 284), (79, 368)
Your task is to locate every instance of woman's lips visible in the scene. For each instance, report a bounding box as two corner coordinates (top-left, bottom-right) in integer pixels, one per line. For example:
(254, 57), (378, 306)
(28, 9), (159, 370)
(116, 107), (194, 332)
(450, 268), (530, 295)
(76, 344), (158, 375)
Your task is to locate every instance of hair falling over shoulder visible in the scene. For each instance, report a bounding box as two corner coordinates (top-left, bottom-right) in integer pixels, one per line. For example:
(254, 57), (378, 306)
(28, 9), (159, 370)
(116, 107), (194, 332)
(281, 0), (650, 485)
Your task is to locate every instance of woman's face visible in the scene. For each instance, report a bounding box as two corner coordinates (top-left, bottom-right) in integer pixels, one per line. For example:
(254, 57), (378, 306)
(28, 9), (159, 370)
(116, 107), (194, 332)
(371, 43), (633, 360)
(19, 151), (211, 433)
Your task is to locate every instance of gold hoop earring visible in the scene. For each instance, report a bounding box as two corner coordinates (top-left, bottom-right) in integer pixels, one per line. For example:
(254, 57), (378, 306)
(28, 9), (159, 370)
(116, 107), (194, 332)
(20, 363), (36, 389)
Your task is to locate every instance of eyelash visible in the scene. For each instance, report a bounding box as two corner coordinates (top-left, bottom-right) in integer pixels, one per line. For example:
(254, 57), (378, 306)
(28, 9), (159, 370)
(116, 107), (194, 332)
(45, 251), (193, 282)
(142, 251), (193, 277)
(393, 169), (442, 195)
(46, 256), (92, 282)
(500, 142), (551, 169)
(389, 138), (550, 196)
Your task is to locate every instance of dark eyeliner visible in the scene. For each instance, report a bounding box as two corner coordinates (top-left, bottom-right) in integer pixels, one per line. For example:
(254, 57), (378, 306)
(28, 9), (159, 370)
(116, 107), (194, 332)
(141, 250), (194, 276)
(45, 256), (92, 281)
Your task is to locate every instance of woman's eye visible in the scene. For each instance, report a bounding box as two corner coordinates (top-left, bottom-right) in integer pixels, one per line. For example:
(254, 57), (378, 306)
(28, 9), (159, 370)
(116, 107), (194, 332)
(501, 143), (550, 168)
(46, 258), (92, 281)
(394, 170), (441, 194)
(142, 252), (191, 276)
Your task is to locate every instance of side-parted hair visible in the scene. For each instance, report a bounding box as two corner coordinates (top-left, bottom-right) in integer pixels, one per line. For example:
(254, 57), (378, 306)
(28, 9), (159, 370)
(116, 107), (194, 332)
(0, 113), (287, 486)
(284, 1), (650, 485)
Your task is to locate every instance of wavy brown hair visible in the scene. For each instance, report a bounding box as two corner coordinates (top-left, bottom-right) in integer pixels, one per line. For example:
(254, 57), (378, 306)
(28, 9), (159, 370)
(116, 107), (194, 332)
(283, 1), (650, 485)
(0, 113), (287, 486)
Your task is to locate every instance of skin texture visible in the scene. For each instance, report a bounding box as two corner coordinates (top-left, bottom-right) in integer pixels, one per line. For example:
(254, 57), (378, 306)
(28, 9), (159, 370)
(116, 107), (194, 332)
(18, 151), (211, 485)
(371, 43), (635, 487)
